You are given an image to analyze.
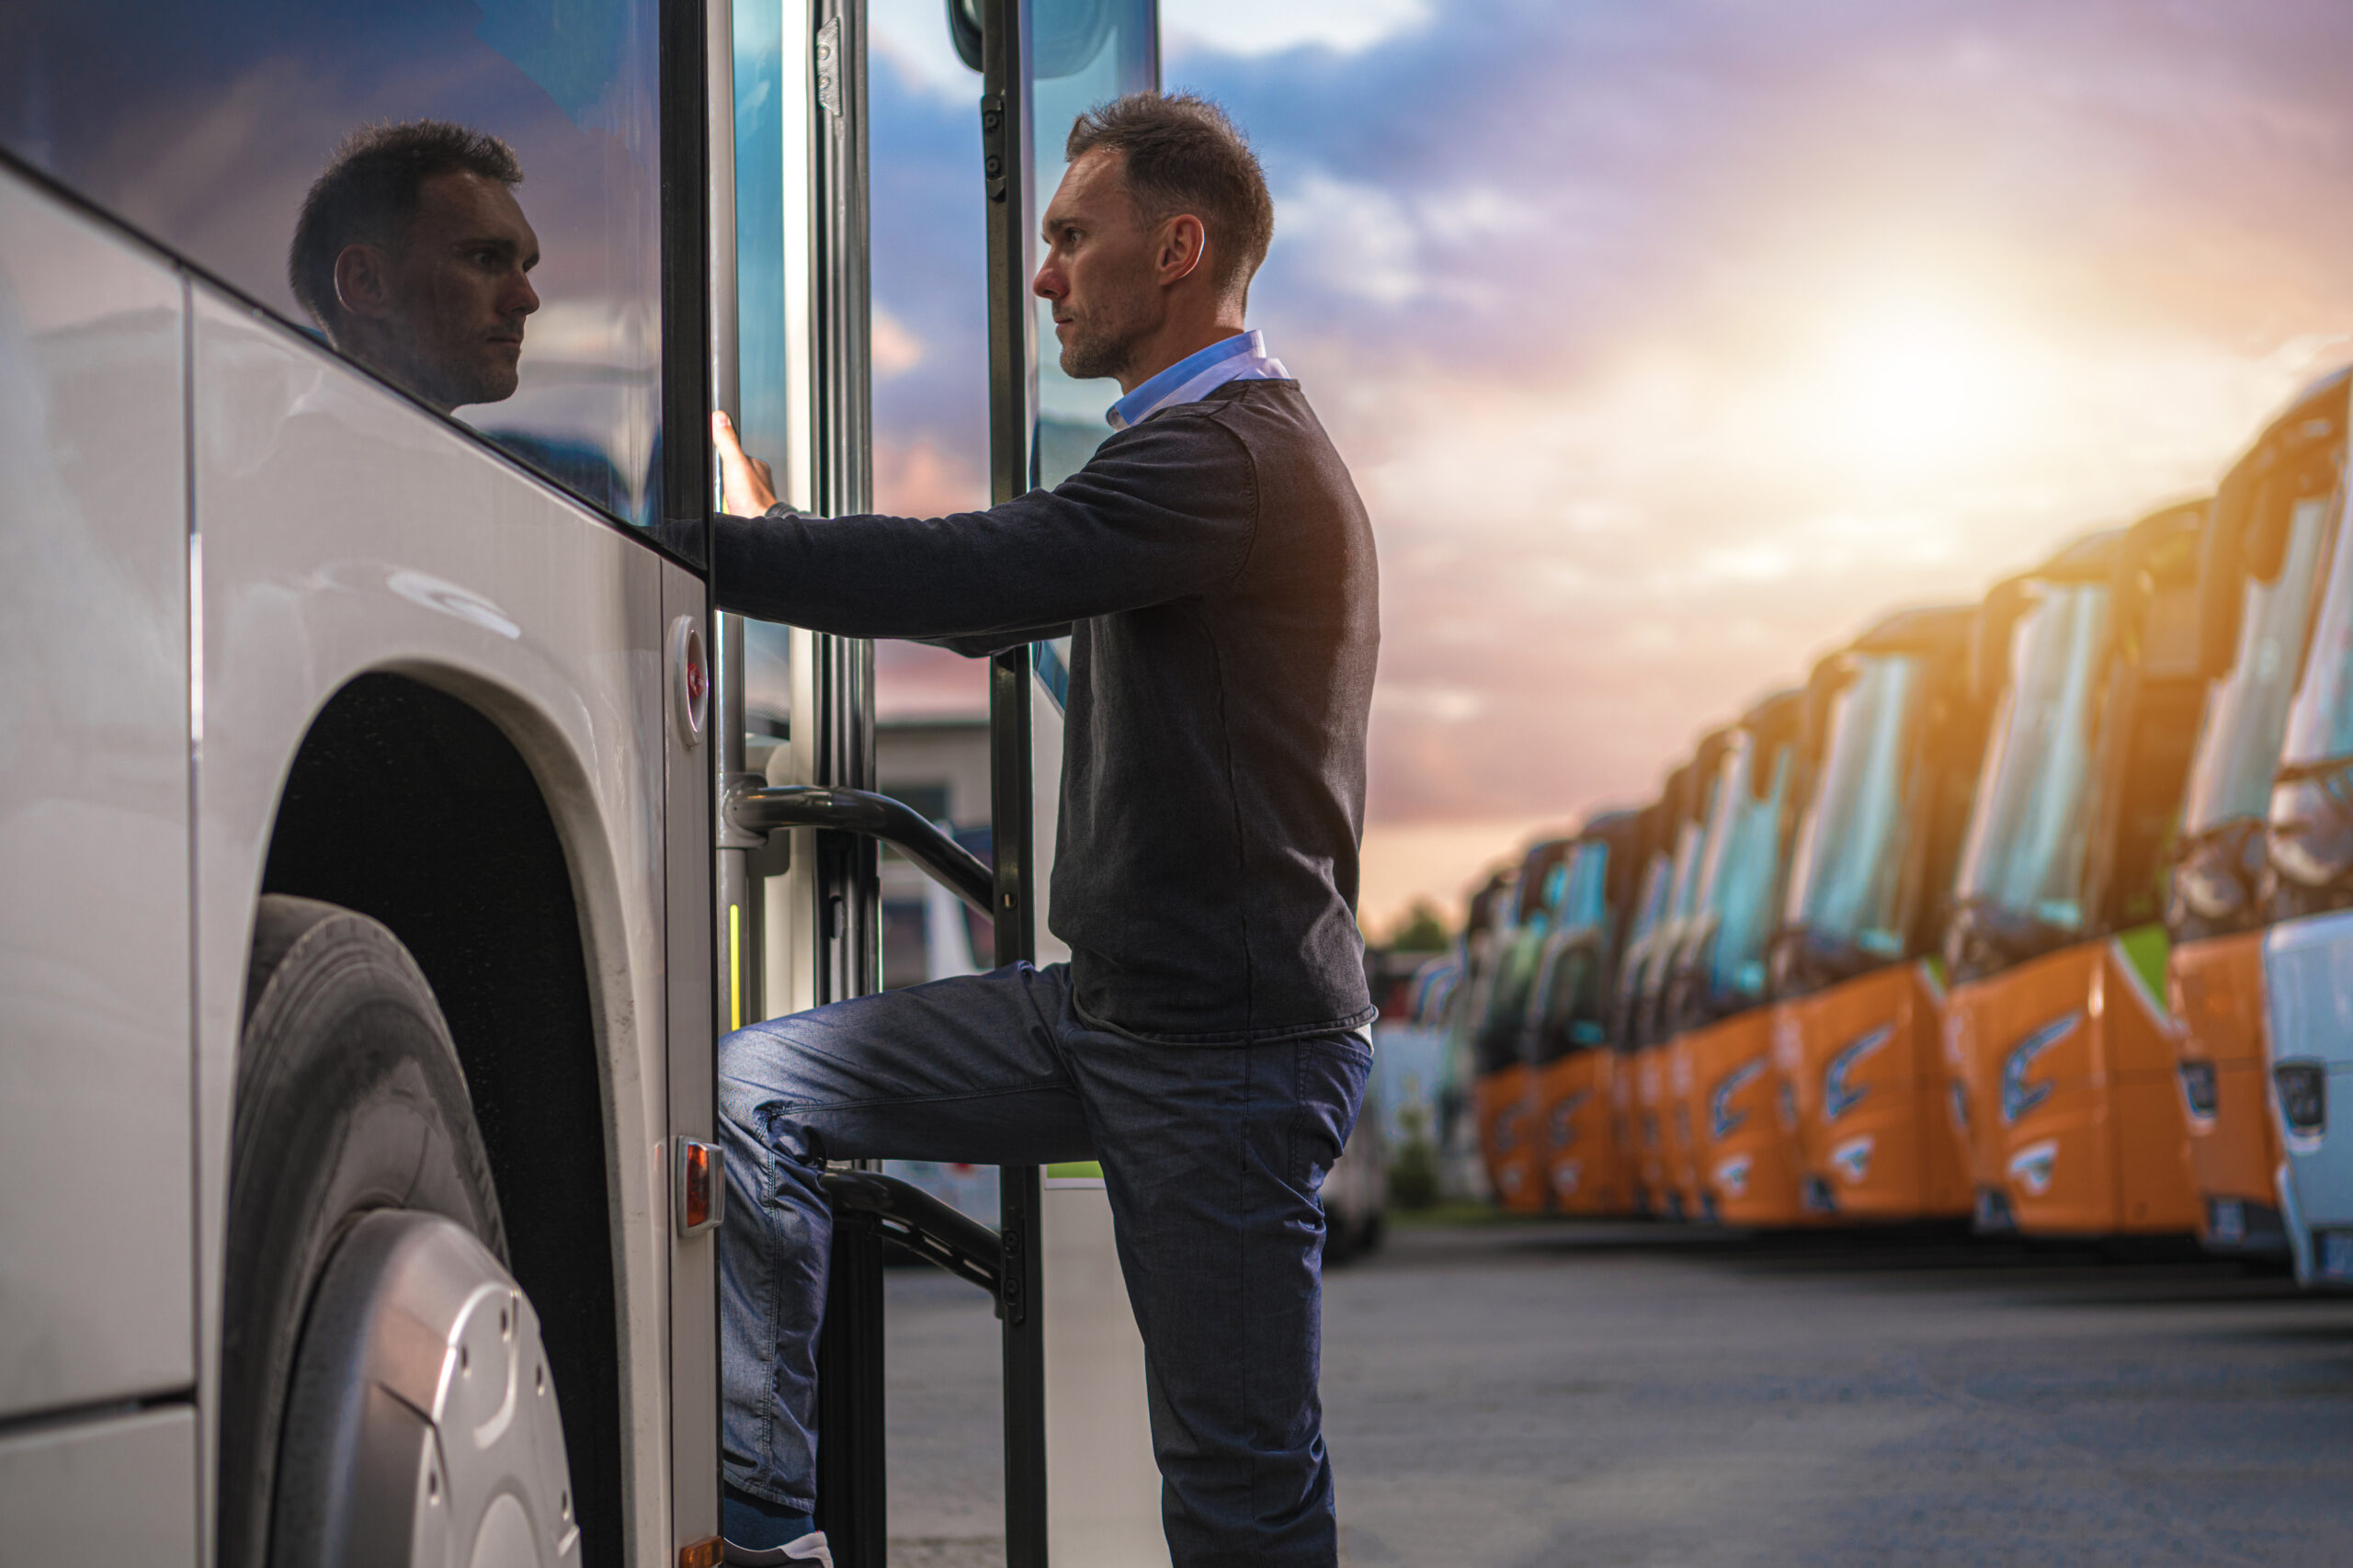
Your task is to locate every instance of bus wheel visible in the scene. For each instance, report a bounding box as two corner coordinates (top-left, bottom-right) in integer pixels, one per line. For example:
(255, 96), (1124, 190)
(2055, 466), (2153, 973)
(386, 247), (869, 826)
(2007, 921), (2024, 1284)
(218, 896), (576, 1568)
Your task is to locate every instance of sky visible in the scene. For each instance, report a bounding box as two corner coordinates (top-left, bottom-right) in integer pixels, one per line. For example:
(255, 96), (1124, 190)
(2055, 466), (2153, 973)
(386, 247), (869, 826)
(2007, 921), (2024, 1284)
(859, 0), (2353, 936)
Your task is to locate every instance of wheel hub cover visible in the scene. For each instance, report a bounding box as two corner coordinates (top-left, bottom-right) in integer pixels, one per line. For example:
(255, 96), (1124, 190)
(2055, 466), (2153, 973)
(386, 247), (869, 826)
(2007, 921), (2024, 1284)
(277, 1210), (582, 1568)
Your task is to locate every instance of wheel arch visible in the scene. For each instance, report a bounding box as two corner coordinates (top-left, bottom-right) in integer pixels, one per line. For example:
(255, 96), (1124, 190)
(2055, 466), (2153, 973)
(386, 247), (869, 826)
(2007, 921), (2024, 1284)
(252, 666), (630, 1568)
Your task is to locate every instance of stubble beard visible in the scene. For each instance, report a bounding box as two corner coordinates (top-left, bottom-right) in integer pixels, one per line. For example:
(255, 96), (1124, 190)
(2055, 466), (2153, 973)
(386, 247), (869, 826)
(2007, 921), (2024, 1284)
(1057, 294), (1150, 383)
(1059, 324), (1128, 382)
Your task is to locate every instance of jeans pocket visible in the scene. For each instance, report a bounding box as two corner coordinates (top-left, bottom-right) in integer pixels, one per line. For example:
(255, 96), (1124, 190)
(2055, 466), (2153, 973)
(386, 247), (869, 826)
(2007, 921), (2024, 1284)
(1288, 1034), (1373, 1190)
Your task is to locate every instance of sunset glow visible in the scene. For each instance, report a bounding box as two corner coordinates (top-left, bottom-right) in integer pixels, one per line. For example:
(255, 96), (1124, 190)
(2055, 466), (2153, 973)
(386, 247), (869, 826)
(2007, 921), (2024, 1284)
(863, 1), (2353, 933)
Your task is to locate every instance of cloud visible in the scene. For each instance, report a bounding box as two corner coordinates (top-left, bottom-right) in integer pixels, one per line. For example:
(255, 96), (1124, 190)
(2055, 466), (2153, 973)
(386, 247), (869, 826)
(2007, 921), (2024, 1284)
(868, 0), (978, 106)
(871, 307), (925, 377)
(1163, 0), (1432, 60)
(868, 0), (2353, 915)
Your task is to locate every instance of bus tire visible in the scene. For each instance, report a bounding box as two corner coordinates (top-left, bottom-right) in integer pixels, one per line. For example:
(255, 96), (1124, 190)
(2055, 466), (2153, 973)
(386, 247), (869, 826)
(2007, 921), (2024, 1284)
(216, 895), (507, 1568)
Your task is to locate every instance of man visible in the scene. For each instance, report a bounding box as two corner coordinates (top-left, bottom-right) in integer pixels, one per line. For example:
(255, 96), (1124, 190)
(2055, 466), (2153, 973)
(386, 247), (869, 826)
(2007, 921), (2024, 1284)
(709, 92), (1378, 1568)
(288, 119), (540, 414)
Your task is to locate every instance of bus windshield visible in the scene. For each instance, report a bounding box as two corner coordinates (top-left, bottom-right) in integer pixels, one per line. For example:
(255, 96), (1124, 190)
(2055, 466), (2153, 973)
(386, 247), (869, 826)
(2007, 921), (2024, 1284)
(1693, 732), (1794, 1008)
(1557, 838), (1611, 933)
(2185, 496), (2332, 832)
(1613, 848), (1674, 1042)
(1781, 653), (1924, 973)
(1667, 786), (1716, 926)
(1951, 580), (2110, 949)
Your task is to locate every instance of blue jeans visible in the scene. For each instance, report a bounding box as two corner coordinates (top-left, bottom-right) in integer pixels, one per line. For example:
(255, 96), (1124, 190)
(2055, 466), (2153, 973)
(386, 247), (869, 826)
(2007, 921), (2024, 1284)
(717, 960), (1371, 1568)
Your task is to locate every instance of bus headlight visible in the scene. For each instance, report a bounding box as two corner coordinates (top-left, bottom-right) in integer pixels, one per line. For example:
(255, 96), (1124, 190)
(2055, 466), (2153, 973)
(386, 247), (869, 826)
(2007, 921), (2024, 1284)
(2276, 1062), (2326, 1138)
(2178, 1060), (2219, 1118)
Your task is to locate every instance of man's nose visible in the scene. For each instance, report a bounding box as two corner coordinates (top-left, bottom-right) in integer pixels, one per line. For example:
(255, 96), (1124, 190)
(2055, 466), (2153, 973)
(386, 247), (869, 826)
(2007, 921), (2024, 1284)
(509, 271), (540, 317)
(1031, 262), (1062, 301)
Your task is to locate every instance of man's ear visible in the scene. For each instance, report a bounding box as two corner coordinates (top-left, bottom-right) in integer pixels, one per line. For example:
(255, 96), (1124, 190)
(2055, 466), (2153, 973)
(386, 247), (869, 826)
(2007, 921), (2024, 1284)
(333, 243), (396, 322)
(1155, 213), (1208, 287)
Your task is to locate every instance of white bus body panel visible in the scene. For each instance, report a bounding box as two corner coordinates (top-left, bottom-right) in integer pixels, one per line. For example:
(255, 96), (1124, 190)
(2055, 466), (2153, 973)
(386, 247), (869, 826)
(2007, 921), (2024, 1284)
(189, 283), (683, 1558)
(0, 1404), (198, 1561)
(2262, 906), (2353, 1286)
(0, 170), (195, 1420)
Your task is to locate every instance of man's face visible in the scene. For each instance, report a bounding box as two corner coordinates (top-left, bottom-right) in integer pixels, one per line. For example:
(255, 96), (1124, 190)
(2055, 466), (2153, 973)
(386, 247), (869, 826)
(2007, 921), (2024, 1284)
(340, 170), (540, 411)
(1033, 149), (1161, 383)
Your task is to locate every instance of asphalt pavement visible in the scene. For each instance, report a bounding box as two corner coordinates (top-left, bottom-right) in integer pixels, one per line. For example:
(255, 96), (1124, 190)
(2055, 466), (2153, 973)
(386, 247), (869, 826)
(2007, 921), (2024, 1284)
(884, 1217), (2353, 1567)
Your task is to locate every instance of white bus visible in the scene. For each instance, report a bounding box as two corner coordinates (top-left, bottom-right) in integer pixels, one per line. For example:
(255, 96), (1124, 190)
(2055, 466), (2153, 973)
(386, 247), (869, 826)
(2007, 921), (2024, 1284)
(0, 0), (1170, 1564)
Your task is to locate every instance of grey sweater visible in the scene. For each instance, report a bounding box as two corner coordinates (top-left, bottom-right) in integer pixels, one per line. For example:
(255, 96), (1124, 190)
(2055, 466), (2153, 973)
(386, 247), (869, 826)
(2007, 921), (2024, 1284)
(704, 378), (1379, 1044)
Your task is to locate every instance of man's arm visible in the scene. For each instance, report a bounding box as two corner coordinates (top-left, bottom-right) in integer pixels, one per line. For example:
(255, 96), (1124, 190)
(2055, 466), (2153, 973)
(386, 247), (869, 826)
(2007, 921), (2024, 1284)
(701, 412), (1258, 642)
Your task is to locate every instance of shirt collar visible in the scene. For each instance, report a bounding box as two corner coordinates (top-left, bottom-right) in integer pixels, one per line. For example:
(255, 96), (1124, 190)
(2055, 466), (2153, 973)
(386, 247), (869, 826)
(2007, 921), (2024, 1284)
(1106, 329), (1285, 431)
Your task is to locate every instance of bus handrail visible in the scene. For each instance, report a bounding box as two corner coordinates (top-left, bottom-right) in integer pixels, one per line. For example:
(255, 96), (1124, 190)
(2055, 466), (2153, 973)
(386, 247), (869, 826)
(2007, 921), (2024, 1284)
(822, 1168), (1005, 1304)
(724, 780), (995, 915)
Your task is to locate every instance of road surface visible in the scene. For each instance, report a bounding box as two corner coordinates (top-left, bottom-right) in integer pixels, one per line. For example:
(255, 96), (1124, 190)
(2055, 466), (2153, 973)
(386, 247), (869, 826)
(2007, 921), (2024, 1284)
(883, 1218), (2353, 1566)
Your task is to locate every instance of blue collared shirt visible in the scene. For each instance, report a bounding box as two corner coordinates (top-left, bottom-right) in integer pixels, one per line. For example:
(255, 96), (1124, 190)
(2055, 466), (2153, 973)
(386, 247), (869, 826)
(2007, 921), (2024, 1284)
(1106, 329), (1291, 431)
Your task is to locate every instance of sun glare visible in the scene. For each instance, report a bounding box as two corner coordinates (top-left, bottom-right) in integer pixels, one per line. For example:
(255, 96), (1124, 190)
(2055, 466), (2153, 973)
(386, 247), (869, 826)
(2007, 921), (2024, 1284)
(1798, 294), (2044, 481)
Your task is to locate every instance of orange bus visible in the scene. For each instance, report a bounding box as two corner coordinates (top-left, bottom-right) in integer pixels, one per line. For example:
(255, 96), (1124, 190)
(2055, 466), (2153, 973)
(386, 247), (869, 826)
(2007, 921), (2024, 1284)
(1472, 836), (1581, 1210)
(1631, 740), (1730, 1218)
(2167, 370), (2343, 1256)
(1444, 869), (1515, 1199)
(1525, 811), (1648, 1213)
(1608, 801), (1680, 1214)
(1942, 506), (2210, 1235)
(1769, 604), (1998, 1223)
(1667, 690), (1819, 1225)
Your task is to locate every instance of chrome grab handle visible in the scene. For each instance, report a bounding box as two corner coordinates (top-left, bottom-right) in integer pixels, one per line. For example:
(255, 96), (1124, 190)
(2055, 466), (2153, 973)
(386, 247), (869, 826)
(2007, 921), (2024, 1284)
(722, 777), (995, 915)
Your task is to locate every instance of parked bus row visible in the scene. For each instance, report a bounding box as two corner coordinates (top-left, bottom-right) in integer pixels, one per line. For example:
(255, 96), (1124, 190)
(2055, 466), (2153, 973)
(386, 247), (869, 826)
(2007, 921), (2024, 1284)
(1439, 367), (2353, 1289)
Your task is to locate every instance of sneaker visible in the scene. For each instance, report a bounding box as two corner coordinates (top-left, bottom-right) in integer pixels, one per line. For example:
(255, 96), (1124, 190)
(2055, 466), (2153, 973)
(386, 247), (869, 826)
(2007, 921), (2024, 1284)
(722, 1532), (832, 1567)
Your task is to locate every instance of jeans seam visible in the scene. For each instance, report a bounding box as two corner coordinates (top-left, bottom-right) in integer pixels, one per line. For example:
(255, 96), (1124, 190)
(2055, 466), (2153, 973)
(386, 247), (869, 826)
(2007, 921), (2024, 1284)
(757, 1109), (781, 1481)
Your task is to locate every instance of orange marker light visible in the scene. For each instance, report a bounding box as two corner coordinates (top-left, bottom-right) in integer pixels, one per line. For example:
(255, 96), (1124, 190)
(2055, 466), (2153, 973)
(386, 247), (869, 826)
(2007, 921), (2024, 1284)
(676, 1137), (724, 1236)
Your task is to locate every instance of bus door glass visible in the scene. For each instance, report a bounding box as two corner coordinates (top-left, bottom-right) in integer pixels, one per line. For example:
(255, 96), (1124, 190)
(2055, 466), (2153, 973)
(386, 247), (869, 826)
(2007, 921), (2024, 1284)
(1029, 0), (1159, 488)
(1019, 0), (1157, 971)
(1951, 580), (2110, 959)
(4, 0), (668, 528)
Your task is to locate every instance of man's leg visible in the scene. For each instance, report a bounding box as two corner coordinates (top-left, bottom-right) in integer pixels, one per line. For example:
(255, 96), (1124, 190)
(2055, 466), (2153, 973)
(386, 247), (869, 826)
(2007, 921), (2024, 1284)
(1069, 1021), (1373, 1568)
(717, 961), (1095, 1522)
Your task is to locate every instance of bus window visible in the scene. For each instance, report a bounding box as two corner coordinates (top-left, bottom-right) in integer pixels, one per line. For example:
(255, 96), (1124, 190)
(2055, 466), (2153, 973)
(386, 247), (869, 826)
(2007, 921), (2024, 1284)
(3, 0), (665, 528)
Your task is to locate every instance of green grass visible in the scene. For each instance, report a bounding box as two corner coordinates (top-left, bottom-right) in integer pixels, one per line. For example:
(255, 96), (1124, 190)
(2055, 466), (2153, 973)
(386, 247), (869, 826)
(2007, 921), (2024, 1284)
(1385, 1199), (1530, 1229)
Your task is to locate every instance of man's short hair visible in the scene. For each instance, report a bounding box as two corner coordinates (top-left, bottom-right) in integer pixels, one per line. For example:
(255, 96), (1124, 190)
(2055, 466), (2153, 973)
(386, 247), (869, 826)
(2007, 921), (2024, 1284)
(1066, 92), (1273, 304)
(289, 120), (523, 335)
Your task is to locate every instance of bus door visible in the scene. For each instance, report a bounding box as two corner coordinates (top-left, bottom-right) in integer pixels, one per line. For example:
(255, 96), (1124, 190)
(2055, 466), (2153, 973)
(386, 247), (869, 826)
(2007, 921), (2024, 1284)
(712, 1), (1166, 1562)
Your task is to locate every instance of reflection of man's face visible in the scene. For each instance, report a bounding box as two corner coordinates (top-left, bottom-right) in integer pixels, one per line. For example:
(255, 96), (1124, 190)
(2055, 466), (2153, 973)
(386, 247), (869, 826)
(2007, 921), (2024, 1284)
(334, 171), (540, 413)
